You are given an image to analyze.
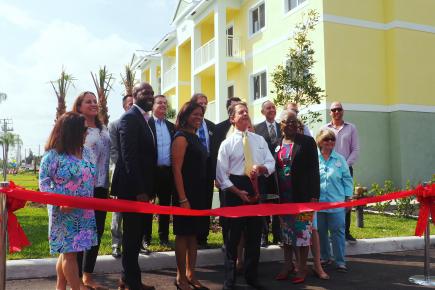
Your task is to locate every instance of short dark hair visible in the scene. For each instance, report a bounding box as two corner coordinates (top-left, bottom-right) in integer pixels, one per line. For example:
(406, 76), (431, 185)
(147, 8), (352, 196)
(45, 112), (87, 155)
(175, 101), (205, 131)
(228, 102), (248, 119)
(226, 97), (242, 109)
(72, 91), (103, 131)
(191, 93), (207, 103)
(122, 94), (132, 105)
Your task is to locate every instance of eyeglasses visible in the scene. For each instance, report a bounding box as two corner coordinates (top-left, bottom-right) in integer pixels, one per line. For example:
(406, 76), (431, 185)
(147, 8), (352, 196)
(331, 108), (343, 113)
(281, 120), (297, 125)
(323, 137), (336, 142)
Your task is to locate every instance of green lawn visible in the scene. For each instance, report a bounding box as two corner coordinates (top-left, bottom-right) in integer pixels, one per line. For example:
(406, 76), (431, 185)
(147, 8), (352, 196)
(9, 172), (39, 191)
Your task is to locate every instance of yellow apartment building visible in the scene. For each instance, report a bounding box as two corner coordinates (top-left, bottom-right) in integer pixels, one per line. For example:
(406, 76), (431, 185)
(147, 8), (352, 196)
(134, 0), (435, 187)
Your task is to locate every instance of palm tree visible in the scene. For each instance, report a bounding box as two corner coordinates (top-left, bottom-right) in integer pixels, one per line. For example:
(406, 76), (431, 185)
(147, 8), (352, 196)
(91, 66), (114, 125)
(120, 61), (137, 97)
(0, 132), (18, 180)
(50, 68), (75, 122)
(0, 92), (7, 103)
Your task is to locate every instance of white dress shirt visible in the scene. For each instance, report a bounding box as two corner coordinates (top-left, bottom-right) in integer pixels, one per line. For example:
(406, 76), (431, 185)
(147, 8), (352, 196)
(216, 129), (275, 190)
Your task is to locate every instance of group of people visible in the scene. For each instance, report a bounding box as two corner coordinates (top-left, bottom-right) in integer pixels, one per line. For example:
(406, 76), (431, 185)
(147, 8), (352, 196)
(39, 80), (360, 290)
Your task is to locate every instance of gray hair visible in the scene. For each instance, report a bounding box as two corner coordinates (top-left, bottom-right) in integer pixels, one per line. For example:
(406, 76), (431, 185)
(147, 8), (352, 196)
(278, 109), (297, 123)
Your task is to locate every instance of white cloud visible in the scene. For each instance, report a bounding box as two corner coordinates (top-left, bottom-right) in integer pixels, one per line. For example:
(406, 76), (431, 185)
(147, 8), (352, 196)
(0, 3), (42, 29)
(0, 18), (142, 155)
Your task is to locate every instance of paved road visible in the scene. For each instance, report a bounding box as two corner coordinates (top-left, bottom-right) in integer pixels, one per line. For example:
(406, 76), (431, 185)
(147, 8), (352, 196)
(7, 249), (435, 290)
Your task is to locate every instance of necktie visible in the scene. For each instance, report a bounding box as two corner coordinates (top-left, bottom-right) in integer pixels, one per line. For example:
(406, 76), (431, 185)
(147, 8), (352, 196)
(144, 114), (155, 147)
(243, 132), (253, 177)
(198, 124), (208, 152)
(269, 123), (276, 143)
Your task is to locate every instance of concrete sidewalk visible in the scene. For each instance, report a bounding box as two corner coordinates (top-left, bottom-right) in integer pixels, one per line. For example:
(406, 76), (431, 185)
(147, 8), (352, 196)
(7, 236), (434, 280)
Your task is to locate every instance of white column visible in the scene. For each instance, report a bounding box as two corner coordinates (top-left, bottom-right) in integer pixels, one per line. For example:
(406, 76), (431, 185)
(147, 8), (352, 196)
(160, 56), (166, 93)
(191, 25), (201, 95)
(149, 61), (158, 92)
(214, 1), (227, 123)
(175, 46), (180, 110)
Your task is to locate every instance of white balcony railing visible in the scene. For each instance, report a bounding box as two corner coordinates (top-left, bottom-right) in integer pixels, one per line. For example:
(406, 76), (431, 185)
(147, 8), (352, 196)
(194, 36), (242, 71)
(162, 65), (176, 92)
(194, 38), (215, 70)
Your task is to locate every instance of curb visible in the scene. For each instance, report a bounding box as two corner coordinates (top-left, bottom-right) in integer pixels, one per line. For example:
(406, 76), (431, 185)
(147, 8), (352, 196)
(6, 236), (434, 280)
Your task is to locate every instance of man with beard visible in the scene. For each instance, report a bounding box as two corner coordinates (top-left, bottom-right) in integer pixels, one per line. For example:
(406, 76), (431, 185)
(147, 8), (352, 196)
(111, 82), (156, 290)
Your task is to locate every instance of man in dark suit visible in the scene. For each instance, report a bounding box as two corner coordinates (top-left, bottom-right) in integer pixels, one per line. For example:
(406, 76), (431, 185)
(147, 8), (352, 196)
(254, 100), (282, 247)
(191, 93), (215, 247)
(141, 95), (175, 253)
(111, 82), (156, 290)
(210, 97), (241, 246)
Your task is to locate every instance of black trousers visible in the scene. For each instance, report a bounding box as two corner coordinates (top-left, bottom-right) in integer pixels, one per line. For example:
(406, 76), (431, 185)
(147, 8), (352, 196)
(346, 166), (354, 236)
(223, 175), (263, 287)
(77, 187), (107, 275)
(261, 175), (281, 243)
(122, 211), (149, 288)
(143, 166), (174, 243)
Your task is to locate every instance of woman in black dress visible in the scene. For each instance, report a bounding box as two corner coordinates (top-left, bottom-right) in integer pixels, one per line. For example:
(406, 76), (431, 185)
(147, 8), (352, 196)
(172, 101), (209, 290)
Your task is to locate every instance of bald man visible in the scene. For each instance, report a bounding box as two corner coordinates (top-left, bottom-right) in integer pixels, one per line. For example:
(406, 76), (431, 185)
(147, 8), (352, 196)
(321, 102), (359, 244)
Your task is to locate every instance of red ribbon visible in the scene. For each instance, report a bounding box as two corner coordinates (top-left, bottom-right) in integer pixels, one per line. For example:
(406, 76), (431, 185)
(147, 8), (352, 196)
(414, 184), (435, 236)
(0, 182), (433, 252)
(1, 182), (31, 253)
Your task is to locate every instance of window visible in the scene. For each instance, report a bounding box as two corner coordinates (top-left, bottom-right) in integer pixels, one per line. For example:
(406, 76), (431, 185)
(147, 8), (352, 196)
(286, 0), (306, 12)
(252, 71), (267, 100)
(227, 85), (234, 99)
(250, 2), (265, 35)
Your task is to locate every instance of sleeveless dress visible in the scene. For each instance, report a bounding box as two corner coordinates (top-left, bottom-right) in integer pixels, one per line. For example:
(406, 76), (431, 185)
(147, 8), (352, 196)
(276, 143), (313, 247)
(173, 130), (208, 236)
(39, 149), (98, 254)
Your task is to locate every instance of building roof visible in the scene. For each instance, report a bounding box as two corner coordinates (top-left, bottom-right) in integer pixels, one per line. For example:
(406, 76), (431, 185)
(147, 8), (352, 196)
(171, 0), (202, 24)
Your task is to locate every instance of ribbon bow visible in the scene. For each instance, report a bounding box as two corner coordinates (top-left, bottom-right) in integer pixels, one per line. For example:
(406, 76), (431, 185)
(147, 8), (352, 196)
(414, 183), (435, 236)
(1, 181), (31, 253)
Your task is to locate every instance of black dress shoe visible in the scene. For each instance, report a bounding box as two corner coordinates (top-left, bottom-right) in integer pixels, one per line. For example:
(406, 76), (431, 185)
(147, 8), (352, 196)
(112, 247), (121, 258)
(260, 238), (269, 248)
(246, 279), (267, 290)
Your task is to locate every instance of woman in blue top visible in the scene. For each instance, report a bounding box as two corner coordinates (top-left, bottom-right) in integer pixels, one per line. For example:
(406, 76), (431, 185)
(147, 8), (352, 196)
(39, 112), (98, 290)
(316, 129), (353, 273)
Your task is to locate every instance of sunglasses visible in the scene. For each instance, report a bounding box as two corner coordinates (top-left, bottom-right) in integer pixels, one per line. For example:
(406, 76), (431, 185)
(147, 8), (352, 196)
(323, 137), (336, 142)
(331, 108), (343, 113)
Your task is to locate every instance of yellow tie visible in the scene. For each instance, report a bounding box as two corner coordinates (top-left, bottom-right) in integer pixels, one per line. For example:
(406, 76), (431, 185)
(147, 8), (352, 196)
(243, 132), (253, 176)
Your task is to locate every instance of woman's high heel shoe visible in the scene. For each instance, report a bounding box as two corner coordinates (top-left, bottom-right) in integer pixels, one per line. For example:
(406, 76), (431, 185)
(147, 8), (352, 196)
(187, 280), (210, 290)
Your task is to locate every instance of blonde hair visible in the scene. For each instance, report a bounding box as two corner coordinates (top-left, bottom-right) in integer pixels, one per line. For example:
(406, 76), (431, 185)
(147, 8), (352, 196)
(316, 129), (336, 148)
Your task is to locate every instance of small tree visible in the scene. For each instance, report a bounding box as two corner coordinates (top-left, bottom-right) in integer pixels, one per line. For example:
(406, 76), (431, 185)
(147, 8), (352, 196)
(50, 68), (75, 122)
(91, 66), (114, 125)
(0, 132), (18, 179)
(271, 9), (325, 125)
(120, 61), (137, 97)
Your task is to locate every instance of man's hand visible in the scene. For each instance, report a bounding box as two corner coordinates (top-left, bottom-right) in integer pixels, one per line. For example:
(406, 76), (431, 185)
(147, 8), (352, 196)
(236, 190), (250, 203)
(180, 200), (191, 209)
(136, 193), (150, 202)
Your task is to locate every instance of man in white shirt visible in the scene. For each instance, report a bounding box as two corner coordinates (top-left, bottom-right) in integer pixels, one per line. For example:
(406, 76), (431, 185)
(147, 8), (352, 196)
(217, 102), (275, 290)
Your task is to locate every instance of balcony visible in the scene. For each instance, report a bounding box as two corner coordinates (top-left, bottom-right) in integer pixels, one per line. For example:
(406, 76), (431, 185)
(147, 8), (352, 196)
(162, 65), (176, 92)
(194, 36), (242, 73)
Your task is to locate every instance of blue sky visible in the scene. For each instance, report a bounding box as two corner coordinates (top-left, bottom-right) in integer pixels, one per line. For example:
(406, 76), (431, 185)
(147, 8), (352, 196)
(0, 0), (177, 158)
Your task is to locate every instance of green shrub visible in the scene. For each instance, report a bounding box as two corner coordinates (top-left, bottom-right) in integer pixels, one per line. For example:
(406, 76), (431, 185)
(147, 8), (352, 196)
(369, 180), (395, 214)
(394, 180), (416, 218)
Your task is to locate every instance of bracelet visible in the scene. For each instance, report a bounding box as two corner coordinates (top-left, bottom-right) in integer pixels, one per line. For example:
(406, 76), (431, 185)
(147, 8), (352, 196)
(179, 198), (188, 204)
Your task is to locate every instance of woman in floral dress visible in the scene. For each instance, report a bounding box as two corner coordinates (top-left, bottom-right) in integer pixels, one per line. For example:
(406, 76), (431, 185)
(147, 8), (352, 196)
(72, 91), (110, 290)
(39, 112), (97, 290)
(274, 110), (320, 284)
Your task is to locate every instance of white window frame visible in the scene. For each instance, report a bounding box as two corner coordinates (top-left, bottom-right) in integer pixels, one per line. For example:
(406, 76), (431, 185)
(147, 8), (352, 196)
(284, 0), (308, 17)
(250, 69), (268, 104)
(248, 1), (266, 38)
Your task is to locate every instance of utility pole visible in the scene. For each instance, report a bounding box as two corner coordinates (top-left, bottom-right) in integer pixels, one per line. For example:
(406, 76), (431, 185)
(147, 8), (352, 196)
(0, 118), (13, 181)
